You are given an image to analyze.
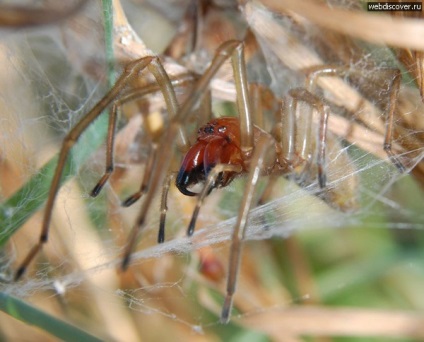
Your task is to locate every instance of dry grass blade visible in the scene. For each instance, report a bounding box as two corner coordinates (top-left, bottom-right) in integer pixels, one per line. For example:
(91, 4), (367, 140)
(260, 0), (424, 50)
(0, 1), (88, 27)
(241, 306), (424, 340)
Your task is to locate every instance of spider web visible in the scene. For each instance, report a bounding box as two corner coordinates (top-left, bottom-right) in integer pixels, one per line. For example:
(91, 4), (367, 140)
(1, 1), (424, 341)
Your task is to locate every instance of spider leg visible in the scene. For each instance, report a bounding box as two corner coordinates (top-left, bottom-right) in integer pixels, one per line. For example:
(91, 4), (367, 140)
(231, 42), (254, 155)
(121, 40), (253, 270)
(90, 102), (120, 197)
(197, 88), (213, 130)
(147, 58), (191, 150)
(288, 88), (330, 188)
(164, 0), (205, 61)
(14, 56), (156, 280)
(186, 164), (243, 237)
(305, 65), (406, 172)
(158, 173), (175, 243)
(221, 135), (274, 324)
(122, 143), (158, 207)
(249, 83), (265, 128)
(280, 91), (296, 166)
(382, 69), (406, 172)
(91, 75), (194, 198)
(286, 88), (330, 189)
(257, 173), (278, 206)
(250, 84), (281, 204)
(15, 56), (192, 280)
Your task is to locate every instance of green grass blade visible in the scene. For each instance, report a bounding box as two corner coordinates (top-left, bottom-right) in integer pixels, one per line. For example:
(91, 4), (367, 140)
(0, 292), (102, 341)
(102, 0), (115, 86)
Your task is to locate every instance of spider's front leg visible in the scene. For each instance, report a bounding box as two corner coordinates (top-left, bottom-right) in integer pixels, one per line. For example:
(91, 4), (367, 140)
(14, 55), (190, 280)
(221, 135), (275, 323)
(89, 60), (192, 199)
(14, 56), (150, 280)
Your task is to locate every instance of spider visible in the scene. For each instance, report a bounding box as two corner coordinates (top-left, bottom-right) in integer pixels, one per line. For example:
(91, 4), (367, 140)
(12, 0), (407, 324)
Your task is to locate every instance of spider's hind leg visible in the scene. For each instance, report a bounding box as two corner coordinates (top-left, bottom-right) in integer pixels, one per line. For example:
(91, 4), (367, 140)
(304, 65), (407, 173)
(285, 87), (330, 190)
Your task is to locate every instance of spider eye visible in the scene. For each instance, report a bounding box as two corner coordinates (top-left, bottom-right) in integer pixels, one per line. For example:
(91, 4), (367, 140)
(203, 125), (214, 134)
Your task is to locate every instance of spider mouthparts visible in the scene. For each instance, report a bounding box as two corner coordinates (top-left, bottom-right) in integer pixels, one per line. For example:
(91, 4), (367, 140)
(176, 170), (200, 196)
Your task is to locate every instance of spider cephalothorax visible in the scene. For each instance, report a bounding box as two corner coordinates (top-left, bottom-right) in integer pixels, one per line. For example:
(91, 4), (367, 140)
(176, 117), (245, 195)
